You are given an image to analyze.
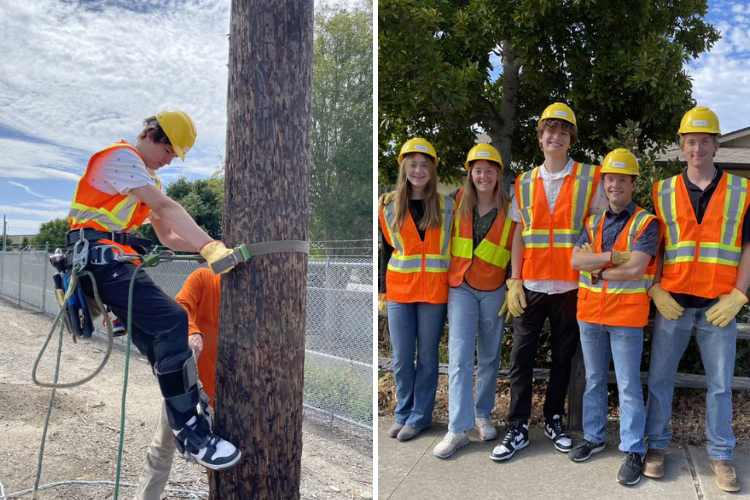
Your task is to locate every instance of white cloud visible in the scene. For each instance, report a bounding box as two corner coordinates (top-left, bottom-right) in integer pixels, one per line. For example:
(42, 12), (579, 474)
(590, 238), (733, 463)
(0, 0), (231, 165)
(0, 138), (82, 180)
(8, 181), (46, 198)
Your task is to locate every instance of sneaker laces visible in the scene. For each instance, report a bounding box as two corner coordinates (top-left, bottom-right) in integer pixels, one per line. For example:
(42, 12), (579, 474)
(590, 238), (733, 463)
(501, 426), (517, 446)
(623, 452), (641, 468)
(548, 418), (567, 438)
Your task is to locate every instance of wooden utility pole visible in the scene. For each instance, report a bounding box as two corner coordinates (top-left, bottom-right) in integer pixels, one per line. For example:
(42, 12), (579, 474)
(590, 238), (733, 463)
(210, 0), (312, 498)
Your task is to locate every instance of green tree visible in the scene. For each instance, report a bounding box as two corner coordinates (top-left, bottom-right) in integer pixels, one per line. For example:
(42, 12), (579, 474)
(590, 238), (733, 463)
(378, 0), (719, 187)
(136, 174), (224, 246)
(310, 0), (373, 249)
(31, 217), (69, 248)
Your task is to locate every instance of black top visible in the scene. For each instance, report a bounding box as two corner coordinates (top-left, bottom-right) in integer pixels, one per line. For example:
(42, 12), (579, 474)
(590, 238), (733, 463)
(671, 168), (750, 307)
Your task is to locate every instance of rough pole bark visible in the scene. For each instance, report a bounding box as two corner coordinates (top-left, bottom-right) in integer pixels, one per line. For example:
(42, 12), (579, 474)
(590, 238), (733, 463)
(210, 0), (312, 498)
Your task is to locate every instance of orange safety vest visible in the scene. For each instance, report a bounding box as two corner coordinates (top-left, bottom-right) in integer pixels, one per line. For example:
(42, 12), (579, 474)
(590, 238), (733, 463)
(379, 194), (454, 304)
(448, 189), (515, 291)
(654, 173), (750, 299)
(515, 162), (601, 282)
(577, 207), (657, 327)
(68, 141), (160, 256)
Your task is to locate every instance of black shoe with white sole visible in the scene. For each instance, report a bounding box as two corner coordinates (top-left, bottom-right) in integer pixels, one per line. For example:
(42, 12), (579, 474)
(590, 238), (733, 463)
(174, 414), (242, 471)
(544, 414), (573, 452)
(617, 453), (643, 486)
(568, 439), (605, 462)
(490, 424), (529, 461)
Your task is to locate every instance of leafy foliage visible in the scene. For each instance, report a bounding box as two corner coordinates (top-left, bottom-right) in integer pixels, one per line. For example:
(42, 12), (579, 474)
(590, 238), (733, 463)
(31, 217), (69, 249)
(310, 1), (373, 245)
(136, 174), (224, 246)
(378, 0), (719, 186)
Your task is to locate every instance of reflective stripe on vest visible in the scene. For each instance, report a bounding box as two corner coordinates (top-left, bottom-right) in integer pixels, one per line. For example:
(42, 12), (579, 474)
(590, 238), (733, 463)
(448, 189), (514, 291)
(382, 196), (453, 274)
(515, 162), (601, 281)
(68, 142), (161, 233)
(379, 194), (455, 304)
(654, 173), (749, 298)
(577, 206), (657, 327)
(579, 208), (656, 295)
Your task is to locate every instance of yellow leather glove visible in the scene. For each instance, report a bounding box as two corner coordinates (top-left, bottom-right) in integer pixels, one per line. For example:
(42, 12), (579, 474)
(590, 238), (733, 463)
(610, 249), (631, 266)
(498, 291), (512, 324)
(648, 284), (684, 321)
(580, 243), (594, 253)
(378, 192), (395, 209)
(705, 288), (749, 328)
(378, 295), (388, 316)
(506, 279), (527, 318)
(199, 241), (235, 275)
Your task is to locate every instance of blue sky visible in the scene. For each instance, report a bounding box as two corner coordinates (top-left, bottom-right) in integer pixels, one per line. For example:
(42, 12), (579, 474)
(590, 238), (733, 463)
(0, 1), (747, 236)
(0, 0), (353, 237)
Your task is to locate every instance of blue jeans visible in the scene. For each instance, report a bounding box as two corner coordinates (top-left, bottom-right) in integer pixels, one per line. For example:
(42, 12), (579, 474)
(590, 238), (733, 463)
(645, 308), (736, 460)
(447, 283), (505, 433)
(387, 301), (447, 429)
(579, 321), (645, 455)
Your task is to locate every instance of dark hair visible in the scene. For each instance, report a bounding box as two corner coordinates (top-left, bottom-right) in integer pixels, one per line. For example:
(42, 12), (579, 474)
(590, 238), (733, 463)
(138, 116), (172, 145)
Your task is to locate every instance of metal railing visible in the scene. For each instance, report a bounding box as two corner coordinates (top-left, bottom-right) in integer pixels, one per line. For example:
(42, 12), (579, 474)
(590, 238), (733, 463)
(0, 246), (373, 429)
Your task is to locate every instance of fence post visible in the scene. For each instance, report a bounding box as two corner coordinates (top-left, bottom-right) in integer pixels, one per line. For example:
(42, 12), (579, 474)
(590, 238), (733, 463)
(0, 247), (4, 296)
(41, 243), (49, 313)
(18, 250), (23, 305)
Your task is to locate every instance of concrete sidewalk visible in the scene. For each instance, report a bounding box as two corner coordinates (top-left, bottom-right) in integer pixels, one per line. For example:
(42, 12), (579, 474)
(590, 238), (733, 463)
(378, 418), (750, 500)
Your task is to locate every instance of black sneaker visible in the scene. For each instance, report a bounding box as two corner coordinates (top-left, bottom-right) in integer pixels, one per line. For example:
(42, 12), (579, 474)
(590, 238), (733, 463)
(617, 452), (643, 486)
(174, 415), (242, 471)
(569, 439), (605, 462)
(490, 424), (529, 461)
(544, 414), (573, 452)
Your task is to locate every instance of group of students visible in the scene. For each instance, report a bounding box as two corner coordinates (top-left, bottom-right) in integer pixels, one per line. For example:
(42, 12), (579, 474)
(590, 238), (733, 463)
(378, 103), (749, 491)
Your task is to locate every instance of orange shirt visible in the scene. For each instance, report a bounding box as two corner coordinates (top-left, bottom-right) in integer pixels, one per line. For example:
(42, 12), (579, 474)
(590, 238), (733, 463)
(175, 268), (221, 404)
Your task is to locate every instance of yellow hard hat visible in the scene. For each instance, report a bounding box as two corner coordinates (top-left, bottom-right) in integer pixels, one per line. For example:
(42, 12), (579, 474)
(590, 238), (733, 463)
(398, 138), (439, 167)
(678, 106), (721, 135)
(156, 110), (197, 161)
(465, 143), (504, 171)
(601, 148), (640, 176)
(539, 102), (577, 127)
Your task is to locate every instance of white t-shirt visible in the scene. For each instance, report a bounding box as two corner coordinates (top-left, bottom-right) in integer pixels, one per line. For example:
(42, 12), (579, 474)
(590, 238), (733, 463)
(88, 144), (159, 196)
(509, 158), (608, 294)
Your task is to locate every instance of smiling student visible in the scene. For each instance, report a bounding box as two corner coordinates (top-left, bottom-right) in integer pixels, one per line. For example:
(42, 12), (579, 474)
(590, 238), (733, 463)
(433, 144), (515, 459)
(568, 148), (659, 486)
(491, 103), (607, 462)
(644, 106), (750, 492)
(378, 138), (454, 442)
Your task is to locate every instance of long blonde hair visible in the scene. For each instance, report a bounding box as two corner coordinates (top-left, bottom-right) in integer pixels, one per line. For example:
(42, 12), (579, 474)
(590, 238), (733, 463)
(458, 160), (509, 221)
(393, 153), (442, 231)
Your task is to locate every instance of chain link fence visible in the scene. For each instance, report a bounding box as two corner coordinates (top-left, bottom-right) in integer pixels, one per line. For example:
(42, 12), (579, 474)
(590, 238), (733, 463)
(0, 245), (373, 430)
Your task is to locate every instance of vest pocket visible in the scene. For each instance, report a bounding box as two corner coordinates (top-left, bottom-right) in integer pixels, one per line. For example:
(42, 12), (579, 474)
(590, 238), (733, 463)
(621, 293), (649, 305)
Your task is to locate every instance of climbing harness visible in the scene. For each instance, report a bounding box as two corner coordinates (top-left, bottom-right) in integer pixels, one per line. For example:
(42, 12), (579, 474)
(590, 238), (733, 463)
(28, 230), (309, 499)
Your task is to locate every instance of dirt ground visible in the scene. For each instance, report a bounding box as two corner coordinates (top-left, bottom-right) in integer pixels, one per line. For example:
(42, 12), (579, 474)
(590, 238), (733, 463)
(0, 298), (373, 500)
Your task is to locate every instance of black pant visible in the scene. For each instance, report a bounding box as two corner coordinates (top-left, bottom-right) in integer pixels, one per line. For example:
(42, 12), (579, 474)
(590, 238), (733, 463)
(508, 288), (579, 426)
(78, 261), (189, 367)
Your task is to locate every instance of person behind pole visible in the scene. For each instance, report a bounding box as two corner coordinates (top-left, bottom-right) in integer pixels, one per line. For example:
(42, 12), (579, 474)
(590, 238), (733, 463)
(491, 102), (608, 462)
(378, 138), (454, 442)
(432, 144), (515, 459)
(135, 267), (221, 499)
(568, 148), (660, 486)
(643, 106), (750, 492)
(66, 111), (241, 470)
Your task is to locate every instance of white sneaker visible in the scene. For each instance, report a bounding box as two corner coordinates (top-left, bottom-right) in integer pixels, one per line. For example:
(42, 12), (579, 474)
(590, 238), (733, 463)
(544, 414), (573, 452)
(475, 417), (497, 441)
(433, 431), (470, 459)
